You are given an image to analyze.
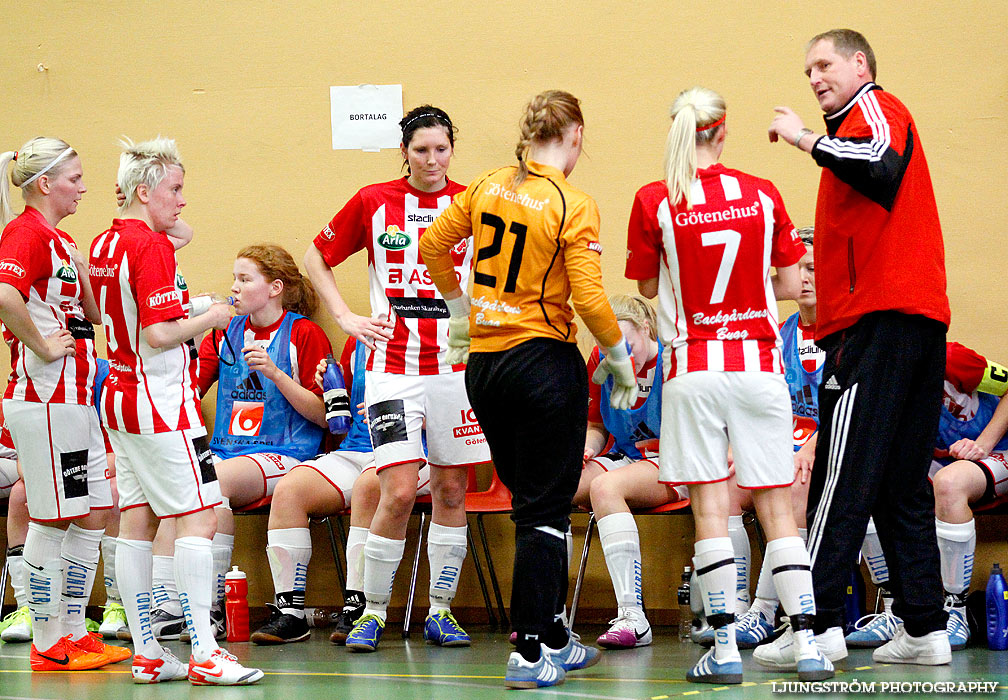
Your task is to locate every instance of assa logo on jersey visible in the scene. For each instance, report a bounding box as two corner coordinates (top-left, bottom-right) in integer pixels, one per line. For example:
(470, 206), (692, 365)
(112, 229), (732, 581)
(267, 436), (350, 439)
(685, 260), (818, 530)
(230, 401), (264, 436)
(147, 287), (180, 310)
(0, 259), (26, 279)
(378, 225), (412, 251)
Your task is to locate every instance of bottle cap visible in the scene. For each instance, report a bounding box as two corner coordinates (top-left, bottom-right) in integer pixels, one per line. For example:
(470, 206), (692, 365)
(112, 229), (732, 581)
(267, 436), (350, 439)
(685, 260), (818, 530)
(225, 565), (246, 579)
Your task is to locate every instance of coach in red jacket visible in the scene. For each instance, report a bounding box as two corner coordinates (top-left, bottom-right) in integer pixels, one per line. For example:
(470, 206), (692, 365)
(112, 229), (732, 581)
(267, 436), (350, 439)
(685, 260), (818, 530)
(764, 29), (952, 667)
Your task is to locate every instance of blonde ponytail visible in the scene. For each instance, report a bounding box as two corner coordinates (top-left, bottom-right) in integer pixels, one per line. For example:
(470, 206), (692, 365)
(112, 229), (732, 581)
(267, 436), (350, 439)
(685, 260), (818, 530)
(663, 87), (726, 209)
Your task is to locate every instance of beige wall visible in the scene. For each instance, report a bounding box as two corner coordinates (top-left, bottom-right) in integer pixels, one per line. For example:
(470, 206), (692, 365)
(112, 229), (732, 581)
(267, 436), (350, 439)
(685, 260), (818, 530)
(2, 1), (1005, 615)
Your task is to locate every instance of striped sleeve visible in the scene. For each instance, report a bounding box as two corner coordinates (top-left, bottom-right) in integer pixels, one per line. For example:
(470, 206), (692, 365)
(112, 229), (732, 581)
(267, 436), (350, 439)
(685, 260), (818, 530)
(811, 88), (912, 211)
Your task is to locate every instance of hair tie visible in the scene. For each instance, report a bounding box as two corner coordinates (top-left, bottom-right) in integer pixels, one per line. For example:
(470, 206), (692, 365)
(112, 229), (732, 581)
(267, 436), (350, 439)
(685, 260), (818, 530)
(19, 147), (73, 189)
(11, 151), (17, 162)
(696, 115), (726, 132)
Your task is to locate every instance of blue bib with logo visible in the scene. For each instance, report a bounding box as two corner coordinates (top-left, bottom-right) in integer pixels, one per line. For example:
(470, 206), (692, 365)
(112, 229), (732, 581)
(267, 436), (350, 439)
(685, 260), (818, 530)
(338, 342), (373, 453)
(781, 313), (822, 452)
(211, 313), (324, 461)
(598, 342), (664, 460)
(937, 390), (1008, 453)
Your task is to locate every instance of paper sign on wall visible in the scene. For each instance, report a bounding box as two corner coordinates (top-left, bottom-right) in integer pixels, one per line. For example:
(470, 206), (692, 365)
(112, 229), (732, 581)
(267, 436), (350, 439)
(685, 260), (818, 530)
(330, 84), (403, 151)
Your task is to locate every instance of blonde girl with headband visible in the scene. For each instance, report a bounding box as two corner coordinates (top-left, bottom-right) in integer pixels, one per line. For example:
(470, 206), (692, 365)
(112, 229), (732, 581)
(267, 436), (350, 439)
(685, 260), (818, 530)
(567, 294), (688, 650)
(304, 105), (488, 651)
(0, 138), (130, 671)
(625, 87), (833, 684)
(420, 89), (637, 689)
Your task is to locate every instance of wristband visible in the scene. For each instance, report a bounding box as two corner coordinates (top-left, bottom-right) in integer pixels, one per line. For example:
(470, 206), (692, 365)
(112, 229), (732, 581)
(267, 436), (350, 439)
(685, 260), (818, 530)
(444, 294), (470, 318)
(793, 128), (814, 147)
(606, 337), (631, 361)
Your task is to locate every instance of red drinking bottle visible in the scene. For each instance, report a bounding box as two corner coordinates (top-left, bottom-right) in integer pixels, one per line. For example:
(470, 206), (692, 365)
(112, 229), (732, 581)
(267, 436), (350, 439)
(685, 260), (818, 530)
(224, 566), (249, 642)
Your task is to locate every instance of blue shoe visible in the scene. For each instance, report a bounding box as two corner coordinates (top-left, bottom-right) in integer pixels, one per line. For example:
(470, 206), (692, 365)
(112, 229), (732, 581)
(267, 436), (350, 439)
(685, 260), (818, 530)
(423, 610), (471, 647)
(845, 611), (900, 648)
(345, 613), (385, 652)
(687, 648), (742, 684)
(945, 605), (969, 651)
(735, 610), (775, 649)
(796, 649), (835, 681)
(543, 634), (601, 672)
(504, 650), (565, 689)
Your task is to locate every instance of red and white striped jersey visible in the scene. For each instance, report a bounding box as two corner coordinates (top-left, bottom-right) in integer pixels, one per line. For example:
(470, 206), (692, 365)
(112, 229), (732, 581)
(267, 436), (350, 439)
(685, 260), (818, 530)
(0, 207), (97, 405)
(89, 218), (202, 434)
(314, 177), (473, 375)
(625, 164), (805, 377)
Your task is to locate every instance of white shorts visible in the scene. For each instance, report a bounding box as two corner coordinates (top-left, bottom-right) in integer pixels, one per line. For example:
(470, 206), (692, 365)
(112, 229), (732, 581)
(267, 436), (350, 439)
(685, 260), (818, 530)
(361, 462), (432, 497)
(587, 449), (689, 501)
(295, 450), (373, 506)
(0, 456), (18, 499)
(364, 370), (490, 471)
(110, 426), (222, 518)
(930, 450), (1008, 500)
(214, 452), (302, 499)
(659, 371), (794, 489)
(4, 400), (113, 521)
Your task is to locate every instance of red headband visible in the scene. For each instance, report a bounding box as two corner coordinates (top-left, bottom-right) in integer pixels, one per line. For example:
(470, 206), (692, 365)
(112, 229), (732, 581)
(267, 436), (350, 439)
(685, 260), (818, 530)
(697, 115), (725, 132)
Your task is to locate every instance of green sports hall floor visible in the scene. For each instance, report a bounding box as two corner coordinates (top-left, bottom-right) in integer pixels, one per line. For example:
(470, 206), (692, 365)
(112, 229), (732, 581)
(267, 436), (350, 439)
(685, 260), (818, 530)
(2, 626), (1008, 699)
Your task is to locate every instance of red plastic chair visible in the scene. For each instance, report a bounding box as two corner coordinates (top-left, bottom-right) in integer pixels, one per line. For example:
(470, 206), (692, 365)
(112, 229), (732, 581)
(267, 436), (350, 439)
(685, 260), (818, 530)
(567, 497), (692, 630)
(464, 467), (513, 629)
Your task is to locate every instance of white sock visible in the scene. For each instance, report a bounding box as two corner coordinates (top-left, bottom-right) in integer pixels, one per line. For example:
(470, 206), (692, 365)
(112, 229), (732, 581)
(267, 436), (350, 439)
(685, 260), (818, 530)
(266, 527), (312, 618)
(694, 537), (739, 661)
(24, 522), (65, 651)
(936, 518), (976, 596)
(861, 517), (890, 586)
(60, 524), (103, 641)
(427, 523), (467, 615)
(100, 535), (120, 604)
(151, 554), (181, 615)
(345, 526), (368, 594)
(116, 538), (162, 659)
(174, 536), (218, 662)
(362, 533), (405, 621)
(598, 512), (644, 612)
(211, 532), (234, 610)
(751, 552), (780, 616)
(728, 515), (750, 614)
(766, 536), (817, 660)
(6, 546), (27, 609)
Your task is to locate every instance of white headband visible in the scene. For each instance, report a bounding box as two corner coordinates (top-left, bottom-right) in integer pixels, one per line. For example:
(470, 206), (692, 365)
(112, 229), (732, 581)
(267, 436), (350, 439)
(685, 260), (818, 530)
(19, 147), (73, 189)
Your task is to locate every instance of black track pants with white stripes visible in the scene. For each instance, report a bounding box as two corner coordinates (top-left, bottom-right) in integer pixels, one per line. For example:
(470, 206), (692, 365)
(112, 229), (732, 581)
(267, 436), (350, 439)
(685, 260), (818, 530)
(805, 311), (947, 636)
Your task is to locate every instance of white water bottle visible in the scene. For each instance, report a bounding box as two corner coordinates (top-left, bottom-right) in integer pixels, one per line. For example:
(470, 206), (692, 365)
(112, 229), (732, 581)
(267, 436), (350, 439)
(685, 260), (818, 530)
(185, 294), (235, 317)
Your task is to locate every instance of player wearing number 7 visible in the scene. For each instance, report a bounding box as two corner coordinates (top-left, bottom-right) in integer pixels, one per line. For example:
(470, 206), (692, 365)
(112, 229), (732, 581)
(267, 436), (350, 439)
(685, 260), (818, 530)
(421, 89), (638, 689)
(624, 86), (833, 684)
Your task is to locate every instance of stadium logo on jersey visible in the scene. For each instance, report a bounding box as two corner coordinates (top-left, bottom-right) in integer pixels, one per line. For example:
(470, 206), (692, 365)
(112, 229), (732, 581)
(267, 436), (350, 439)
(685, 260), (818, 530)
(0, 259), (26, 279)
(587, 241), (603, 255)
(175, 273), (188, 291)
(147, 287), (181, 310)
(55, 260), (77, 283)
(378, 226), (412, 251)
(229, 401), (265, 436)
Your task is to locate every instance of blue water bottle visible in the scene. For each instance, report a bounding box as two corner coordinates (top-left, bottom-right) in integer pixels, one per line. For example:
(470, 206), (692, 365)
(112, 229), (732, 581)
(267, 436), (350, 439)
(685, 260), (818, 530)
(986, 563), (1008, 650)
(322, 354), (351, 435)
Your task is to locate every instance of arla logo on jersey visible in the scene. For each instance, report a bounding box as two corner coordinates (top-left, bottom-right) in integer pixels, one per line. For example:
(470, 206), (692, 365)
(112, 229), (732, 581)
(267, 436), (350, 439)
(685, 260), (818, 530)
(230, 401), (264, 436)
(175, 273), (188, 291)
(0, 259), (26, 279)
(56, 260), (77, 283)
(378, 225), (412, 251)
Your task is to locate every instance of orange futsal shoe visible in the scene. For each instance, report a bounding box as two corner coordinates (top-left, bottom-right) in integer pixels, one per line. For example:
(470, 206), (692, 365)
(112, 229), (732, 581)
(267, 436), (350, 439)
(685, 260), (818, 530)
(76, 631), (133, 663)
(30, 635), (109, 671)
